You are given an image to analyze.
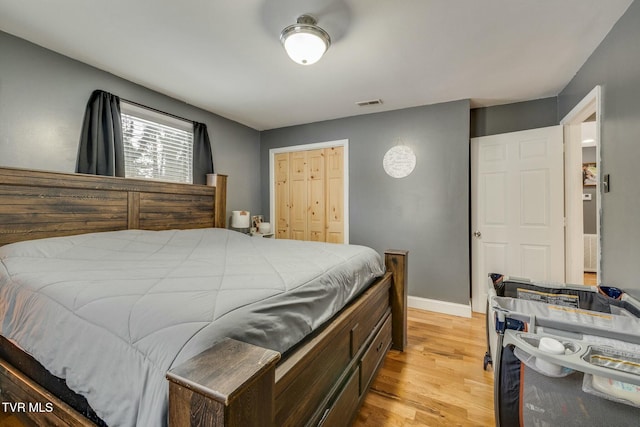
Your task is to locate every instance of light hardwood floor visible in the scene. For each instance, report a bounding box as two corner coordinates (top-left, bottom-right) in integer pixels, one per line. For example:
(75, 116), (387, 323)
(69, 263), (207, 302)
(1, 309), (495, 427)
(354, 308), (495, 427)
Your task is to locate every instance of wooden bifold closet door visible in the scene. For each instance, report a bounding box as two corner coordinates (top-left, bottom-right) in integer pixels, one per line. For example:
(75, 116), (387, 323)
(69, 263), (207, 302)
(275, 146), (344, 243)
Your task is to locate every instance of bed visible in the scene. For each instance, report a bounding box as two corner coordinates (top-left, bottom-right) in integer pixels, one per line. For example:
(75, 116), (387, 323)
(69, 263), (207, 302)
(0, 167), (407, 427)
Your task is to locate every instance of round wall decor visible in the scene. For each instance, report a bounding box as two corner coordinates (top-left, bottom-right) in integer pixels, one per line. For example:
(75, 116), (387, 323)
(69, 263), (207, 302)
(383, 145), (416, 178)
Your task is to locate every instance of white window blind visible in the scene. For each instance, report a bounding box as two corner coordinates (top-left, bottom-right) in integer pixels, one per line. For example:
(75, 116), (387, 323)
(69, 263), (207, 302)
(121, 102), (193, 184)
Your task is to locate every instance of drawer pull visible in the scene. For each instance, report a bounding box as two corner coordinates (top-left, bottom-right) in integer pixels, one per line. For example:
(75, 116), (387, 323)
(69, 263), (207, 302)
(360, 314), (392, 395)
(318, 407), (331, 425)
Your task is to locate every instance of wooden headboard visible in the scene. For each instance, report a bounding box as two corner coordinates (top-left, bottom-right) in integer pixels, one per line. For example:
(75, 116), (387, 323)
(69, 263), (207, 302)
(0, 167), (227, 246)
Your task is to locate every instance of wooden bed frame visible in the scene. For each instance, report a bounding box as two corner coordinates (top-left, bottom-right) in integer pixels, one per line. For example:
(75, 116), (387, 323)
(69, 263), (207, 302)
(0, 167), (407, 427)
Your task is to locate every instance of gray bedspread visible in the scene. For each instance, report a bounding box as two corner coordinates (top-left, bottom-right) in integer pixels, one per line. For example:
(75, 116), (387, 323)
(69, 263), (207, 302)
(0, 228), (384, 426)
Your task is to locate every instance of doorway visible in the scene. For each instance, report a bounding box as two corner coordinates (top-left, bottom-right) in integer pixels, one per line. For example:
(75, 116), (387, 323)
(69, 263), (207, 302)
(561, 86), (602, 285)
(470, 87), (602, 313)
(470, 126), (565, 313)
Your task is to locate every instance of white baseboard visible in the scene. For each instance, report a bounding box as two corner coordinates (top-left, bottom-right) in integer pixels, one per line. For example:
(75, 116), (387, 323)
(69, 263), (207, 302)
(408, 295), (472, 318)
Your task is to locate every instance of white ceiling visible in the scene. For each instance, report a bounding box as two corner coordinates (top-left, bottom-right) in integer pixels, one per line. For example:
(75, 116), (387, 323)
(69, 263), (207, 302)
(0, 0), (633, 131)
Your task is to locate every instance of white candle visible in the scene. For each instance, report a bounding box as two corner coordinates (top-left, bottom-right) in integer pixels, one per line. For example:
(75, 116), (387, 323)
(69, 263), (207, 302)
(231, 210), (250, 228)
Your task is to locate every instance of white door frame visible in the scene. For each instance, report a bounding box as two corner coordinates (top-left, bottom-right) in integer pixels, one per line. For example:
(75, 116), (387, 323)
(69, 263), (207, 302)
(560, 86), (602, 284)
(269, 139), (350, 243)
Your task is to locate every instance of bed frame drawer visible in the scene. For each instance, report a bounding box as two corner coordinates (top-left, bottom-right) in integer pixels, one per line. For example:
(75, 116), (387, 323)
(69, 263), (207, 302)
(275, 332), (352, 426)
(318, 366), (360, 427)
(360, 312), (392, 395)
(350, 281), (390, 357)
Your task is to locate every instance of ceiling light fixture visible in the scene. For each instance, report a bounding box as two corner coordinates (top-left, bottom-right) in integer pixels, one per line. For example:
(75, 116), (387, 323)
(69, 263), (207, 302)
(280, 14), (331, 65)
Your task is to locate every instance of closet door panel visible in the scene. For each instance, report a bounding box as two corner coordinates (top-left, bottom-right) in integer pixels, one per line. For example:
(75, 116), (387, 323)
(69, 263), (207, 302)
(274, 153), (290, 239)
(289, 151), (308, 240)
(325, 147), (344, 243)
(274, 145), (344, 243)
(308, 149), (326, 242)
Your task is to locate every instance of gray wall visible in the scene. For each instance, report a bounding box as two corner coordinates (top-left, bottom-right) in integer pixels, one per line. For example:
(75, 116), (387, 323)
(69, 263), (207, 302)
(0, 31), (262, 222)
(558, 0), (640, 290)
(470, 97), (558, 138)
(260, 100), (471, 305)
(582, 147), (597, 235)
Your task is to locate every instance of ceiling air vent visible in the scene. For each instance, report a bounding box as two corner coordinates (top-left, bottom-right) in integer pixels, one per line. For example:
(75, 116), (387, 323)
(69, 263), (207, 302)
(356, 99), (383, 107)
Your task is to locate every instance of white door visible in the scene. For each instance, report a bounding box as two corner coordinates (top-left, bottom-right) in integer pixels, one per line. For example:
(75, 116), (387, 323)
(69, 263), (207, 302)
(471, 126), (565, 313)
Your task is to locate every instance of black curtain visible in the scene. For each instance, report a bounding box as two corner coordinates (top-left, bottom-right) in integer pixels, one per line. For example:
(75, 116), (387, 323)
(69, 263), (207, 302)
(192, 122), (214, 185)
(76, 90), (124, 176)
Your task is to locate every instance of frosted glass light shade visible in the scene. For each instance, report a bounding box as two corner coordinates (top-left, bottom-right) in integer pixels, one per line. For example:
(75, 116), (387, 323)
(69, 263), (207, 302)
(280, 15), (331, 65)
(283, 32), (328, 65)
(383, 146), (416, 178)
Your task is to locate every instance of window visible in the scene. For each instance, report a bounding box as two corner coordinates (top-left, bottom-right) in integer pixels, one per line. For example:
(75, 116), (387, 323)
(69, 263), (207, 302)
(121, 102), (193, 184)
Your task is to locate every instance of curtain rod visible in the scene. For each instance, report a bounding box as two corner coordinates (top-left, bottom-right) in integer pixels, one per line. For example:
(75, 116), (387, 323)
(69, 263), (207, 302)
(120, 97), (194, 124)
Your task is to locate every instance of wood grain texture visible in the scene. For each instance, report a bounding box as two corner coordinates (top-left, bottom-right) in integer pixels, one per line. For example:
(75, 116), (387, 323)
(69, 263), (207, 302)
(0, 167), (226, 246)
(274, 153), (290, 239)
(274, 276), (392, 427)
(167, 338), (280, 427)
(166, 252), (402, 427)
(166, 274), (395, 427)
(0, 359), (96, 427)
(354, 309), (495, 427)
(211, 174), (227, 229)
(319, 366), (361, 427)
(584, 272), (597, 286)
(127, 191), (140, 229)
(386, 250), (408, 351)
(167, 338), (280, 404)
(360, 314), (392, 395)
(307, 149), (326, 242)
(274, 147), (344, 243)
(288, 151), (308, 240)
(325, 146), (344, 244)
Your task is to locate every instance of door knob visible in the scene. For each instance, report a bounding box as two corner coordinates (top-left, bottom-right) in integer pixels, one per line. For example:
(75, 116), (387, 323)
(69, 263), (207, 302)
(473, 230), (482, 238)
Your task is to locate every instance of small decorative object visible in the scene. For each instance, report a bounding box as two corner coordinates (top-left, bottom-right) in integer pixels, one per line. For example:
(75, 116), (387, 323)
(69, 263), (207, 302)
(206, 174), (217, 186)
(582, 163), (597, 186)
(258, 222), (272, 234)
(251, 215), (264, 231)
(231, 210), (250, 233)
(383, 143), (416, 178)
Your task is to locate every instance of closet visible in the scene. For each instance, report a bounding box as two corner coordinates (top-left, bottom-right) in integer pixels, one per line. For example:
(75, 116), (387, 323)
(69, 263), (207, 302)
(274, 146), (344, 243)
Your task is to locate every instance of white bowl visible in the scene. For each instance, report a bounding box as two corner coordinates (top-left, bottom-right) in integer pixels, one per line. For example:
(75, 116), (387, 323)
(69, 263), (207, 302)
(258, 222), (271, 234)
